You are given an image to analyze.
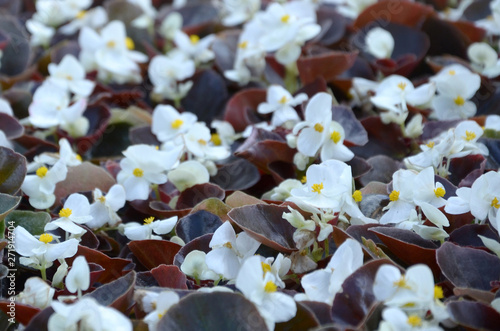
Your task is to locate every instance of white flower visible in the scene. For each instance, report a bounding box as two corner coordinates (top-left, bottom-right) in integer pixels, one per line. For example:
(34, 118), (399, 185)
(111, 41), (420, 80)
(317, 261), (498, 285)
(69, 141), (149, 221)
(142, 291), (180, 331)
(295, 238), (364, 304)
(87, 185), (126, 228)
(21, 160), (68, 209)
(27, 138), (82, 173)
(180, 250), (220, 281)
(183, 122), (231, 160)
(263, 179), (303, 201)
(123, 216), (178, 240)
(48, 297), (132, 331)
(28, 82), (88, 134)
(257, 85), (307, 127)
(148, 52), (195, 101)
(486, 115), (500, 131)
(320, 120), (354, 162)
(221, 0), (261, 26)
(47, 54), (95, 98)
(293, 92), (332, 157)
(323, 0), (376, 19)
(152, 105), (197, 142)
(167, 160), (210, 192)
(13, 226), (79, 270)
(261, 253), (291, 289)
(380, 169), (417, 225)
(467, 42), (500, 78)
(173, 31), (215, 64)
(211, 120), (239, 147)
(79, 21), (148, 84)
(117, 144), (183, 201)
(448, 120), (488, 158)
(205, 221), (260, 280)
(159, 12), (183, 40)
(475, 0), (500, 35)
(379, 307), (444, 331)
(17, 277), (55, 309)
(65, 256), (90, 297)
(235, 255), (297, 330)
(59, 6), (108, 35)
(365, 27), (394, 59)
(431, 65), (481, 120)
(26, 19), (55, 47)
(128, 0), (157, 28)
(45, 193), (93, 237)
(0, 98), (13, 116)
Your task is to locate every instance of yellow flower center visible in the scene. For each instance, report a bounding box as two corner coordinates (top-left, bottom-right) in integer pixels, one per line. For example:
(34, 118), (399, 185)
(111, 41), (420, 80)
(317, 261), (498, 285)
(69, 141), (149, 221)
(190, 35), (200, 44)
(39, 233), (53, 244)
(492, 197), (500, 209)
(454, 95), (465, 106)
(171, 119), (184, 129)
(448, 69), (456, 75)
(76, 10), (87, 19)
(106, 40), (116, 48)
(464, 130), (476, 141)
(133, 168), (144, 177)
(314, 123), (324, 133)
(397, 82), (407, 90)
(311, 182), (324, 194)
(434, 285), (444, 299)
(434, 187), (446, 198)
(389, 190), (400, 202)
(125, 37), (135, 50)
(300, 176), (307, 184)
(76, 154), (82, 161)
(238, 41), (248, 49)
(407, 315), (423, 327)
(66, 75), (73, 81)
(330, 131), (341, 144)
(98, 196), (106, 203)
(264, 281), (277, 292)
(279, 96), (287, 104)
(36, 166), (49, 178)
(59, 208), (72, 218)
(198, 139), (207, 146)
(211, 133), (222, 146)
(158, 312), (164, 320)
(261, 262), (272, 275)
(223, 242), (233, 249)
(144, 216), (155, 224)
(352, 190), (363, 202)
(426, 141), (435, 148)
(281, 14), (290, 23)
(393, 276), (411, 289)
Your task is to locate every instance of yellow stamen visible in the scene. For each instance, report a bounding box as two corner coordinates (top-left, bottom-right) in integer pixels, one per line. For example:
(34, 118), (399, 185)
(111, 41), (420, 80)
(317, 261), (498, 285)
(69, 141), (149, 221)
(448, 69), (456, 75)
(393, 276), (411, 289)
(125, 37), (135, 50)
(198, 139), (207, 145)
(434, 187), (446, 198)
(66, 75), (73, 81)
(279, 96), (287, 104)
(281, 14), (290, 23)
(238, 41), (248, 49)
(330, 131), (341, 144)
(407, 315), (423, 327)
(39, 233), (53, 244)
(190, 35), (200, 44)
(171, 119), (183, 129)
(352, 190), (363, 202)
(300, 176), (307, 184)
(144, 216), (154, 224)
(464, 130), (476, 141)
(454, 95), (465, 106)
(397, 82), (407, 90)
(158, 313), (163, 319)
(106, 40), (116, 48)
(155, 146), (159, 150)
(133, 168), (144, 177)
(211, 133), (222, 146)
(389, 190), (400, 202)
(264, 281), (277, 292)
(426, 141), (435, 148)
(98, 196), (106, 203)
(59, 208), (72, 218)
(311, 183), (324, 194)
(261, 262), (272, 275)
(434, 285), (444, 299)
(223, 242), (233, 249)
(314, 123), (324, 133)
(76, 10), (87, 19)
(36, 166), (48, 178)
(492, 197), (500, 209)
(402, 302), (416, 308)
(76, 154), (82, 161)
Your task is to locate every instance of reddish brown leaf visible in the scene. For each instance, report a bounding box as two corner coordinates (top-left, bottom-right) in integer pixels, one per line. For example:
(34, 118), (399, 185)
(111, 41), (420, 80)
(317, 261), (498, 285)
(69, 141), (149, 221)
(297, 49), (358, 85)
(0, 301), (40, 326)
(128, 239), (182, 270)
(151, 264), (188, 289)
(223, 88), (267, 132)
(86, 271), (136, 313)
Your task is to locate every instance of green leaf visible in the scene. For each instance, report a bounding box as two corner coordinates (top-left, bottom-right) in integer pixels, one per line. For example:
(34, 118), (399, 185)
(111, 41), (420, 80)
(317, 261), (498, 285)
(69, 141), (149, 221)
(5, 210), (51, 236)
(0, 146), (26, 194)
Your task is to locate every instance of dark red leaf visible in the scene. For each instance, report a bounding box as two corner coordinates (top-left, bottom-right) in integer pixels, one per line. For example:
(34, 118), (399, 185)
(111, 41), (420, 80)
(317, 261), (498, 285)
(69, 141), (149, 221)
(0, 301), (40, 326)
(175, 210), (222, 243)
(276, 301), (320, 331)
(128, 239), (182, 270)
(173, 233), (213, 268)
(223, 88), (267, 132)
(210, 158), (260, 191)
(86, 271), (136, 313)
(447, 300), (500, 330)
(0, 146), (26, 194)
(0, 113), (23, 139)
(176, 183), (225, 210)
(150, 265), (188, 289)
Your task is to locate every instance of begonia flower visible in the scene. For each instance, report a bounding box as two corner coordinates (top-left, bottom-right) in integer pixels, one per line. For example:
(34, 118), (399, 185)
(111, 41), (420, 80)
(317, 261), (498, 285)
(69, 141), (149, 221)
(45, 193), (93, 238)
(365, 27), (394, 59)
(123, 216), (178, 240)
(257, 85), (307, 127)
(65, 256), (90, 297)
(22, 159), (68, 209)
(87, 185), (126, 228)
(47, 54), (95, 98)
